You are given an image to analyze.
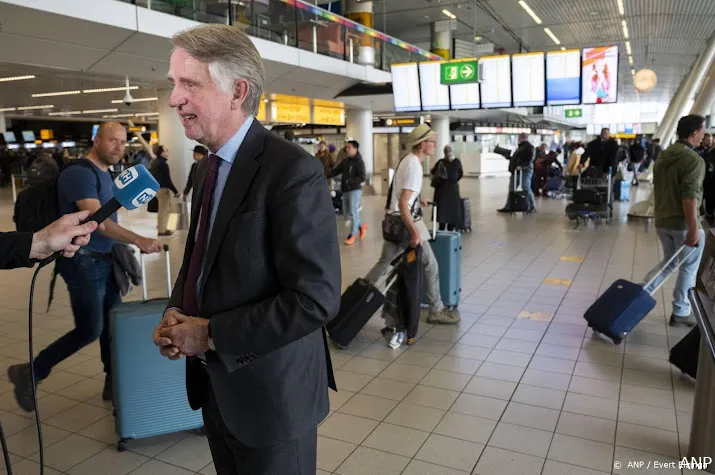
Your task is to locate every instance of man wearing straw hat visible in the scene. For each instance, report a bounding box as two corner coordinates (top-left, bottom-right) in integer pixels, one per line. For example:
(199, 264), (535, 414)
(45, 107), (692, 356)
(365, 124), (459, 331)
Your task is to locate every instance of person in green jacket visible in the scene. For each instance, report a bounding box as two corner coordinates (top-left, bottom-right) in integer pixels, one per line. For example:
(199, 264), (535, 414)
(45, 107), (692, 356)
(649, 114), (707, 327)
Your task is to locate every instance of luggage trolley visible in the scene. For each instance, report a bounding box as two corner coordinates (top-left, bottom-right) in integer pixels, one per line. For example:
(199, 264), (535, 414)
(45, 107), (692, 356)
(565, 167), (614, 226)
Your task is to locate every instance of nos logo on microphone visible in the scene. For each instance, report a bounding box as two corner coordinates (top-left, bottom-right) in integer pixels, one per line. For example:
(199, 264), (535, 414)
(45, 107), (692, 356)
(116, 167), (139, 189)
(132, 189), (157, 208)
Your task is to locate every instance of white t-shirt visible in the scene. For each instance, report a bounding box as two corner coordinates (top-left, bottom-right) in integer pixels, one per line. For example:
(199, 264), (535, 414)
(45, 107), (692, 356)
(389, 153), (431, 241)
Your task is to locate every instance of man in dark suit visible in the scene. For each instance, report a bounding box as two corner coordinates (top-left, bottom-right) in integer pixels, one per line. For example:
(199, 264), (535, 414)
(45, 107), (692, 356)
(152, 24), (341, 474)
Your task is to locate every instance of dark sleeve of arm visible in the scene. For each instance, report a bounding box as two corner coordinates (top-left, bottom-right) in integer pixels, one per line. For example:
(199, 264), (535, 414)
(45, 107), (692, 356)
(161, 162), (178, 194)
(209, 157), (341, 357)
(326, 160), (344, 179)
(457, 160), (464, 180)
(183, 163), (195, 195)
(0, 232), (34, 270)
(356, 158), (366, 184)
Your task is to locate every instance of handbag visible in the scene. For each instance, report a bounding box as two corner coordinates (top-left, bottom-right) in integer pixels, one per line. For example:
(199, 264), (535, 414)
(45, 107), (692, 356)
(430, 160), (448, 188)
(382, 157), (418, 244)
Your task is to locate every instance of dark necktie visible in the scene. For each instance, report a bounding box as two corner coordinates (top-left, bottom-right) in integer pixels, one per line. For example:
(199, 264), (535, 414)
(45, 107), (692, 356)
(182, 153), (221, 317)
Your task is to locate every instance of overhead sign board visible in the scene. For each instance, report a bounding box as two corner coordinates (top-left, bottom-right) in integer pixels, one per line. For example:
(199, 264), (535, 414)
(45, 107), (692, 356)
(565, 108), (583, 118)
(313, 106), (345, 126)
(271, 102), (311, 123)
(440, 60), (479, 85)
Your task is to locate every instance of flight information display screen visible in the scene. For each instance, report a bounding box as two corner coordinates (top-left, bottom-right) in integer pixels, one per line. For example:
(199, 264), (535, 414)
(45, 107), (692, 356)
(391, 63), (422, 112)
(479, 55), (512, 108)
(582, 46), (619, 104)
(512, 52), (545, 107)
(546, 49), (581, 105)
(449, 83), (480, 110)
(418, 61), (450, 111)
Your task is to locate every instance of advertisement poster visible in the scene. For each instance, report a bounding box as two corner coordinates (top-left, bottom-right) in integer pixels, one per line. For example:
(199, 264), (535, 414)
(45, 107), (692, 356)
(582, 46), (619, 104)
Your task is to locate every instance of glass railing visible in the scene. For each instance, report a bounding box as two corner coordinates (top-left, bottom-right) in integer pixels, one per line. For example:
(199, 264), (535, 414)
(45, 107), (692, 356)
(122, 0), (439, 71)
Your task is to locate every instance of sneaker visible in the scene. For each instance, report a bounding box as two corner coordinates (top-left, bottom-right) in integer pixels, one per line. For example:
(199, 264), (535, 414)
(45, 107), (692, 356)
(388, 331), (406, 349)
(669, 314), (697, 328)
(427, 308), (460, 325)
(359, 223), (368, 239)
(345, 234), (356, 245)
(381, 327), (395, 341)
(8, 363), (35, 412)
(102, 375), (113, 402)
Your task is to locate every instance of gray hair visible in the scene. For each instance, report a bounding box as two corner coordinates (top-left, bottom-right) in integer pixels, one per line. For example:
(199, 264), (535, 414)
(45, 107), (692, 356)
(171, 24), (266, 116)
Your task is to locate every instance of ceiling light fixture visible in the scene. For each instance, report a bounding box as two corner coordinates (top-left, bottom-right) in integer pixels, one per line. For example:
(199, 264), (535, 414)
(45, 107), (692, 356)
(111, 96), (158, 104)
(82, 108), (119, 114)
(0, 107), (16, 112)
(518, 1), (542, 24)
(134, 112), (159, 117)
(628, 55), (634, 65)
(442, 9), (456, 19)
(617, 0), (625, 15)
(0, 75), (35, 83)
(83, 86), (139, 94)
(103, 113), (135, 118)
(544, 28), (561, 45)
(475, 35), (482, 41)
(48, 111), (82, 116)
(561, 47), (566, 51)
(625, 40), (632, 55)
(17, 105), (54, 110)
(31, 90), (81, 98)
(621, 20), (629, 39)
(631, 68), (635, 76)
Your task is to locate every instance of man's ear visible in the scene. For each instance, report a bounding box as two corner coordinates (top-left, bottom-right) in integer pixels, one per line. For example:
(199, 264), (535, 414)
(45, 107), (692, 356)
(231, 80), (249, 110)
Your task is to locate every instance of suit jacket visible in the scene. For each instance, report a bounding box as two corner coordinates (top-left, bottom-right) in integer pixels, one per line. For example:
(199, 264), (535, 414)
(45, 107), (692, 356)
(167, 121), (341, 448)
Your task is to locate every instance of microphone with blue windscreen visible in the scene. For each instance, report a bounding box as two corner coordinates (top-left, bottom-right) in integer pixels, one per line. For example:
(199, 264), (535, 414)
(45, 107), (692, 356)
(83, 164), (160, 225)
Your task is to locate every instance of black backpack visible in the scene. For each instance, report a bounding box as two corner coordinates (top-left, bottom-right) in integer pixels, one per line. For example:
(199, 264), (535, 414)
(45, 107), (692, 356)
(13, 158), (101, 233)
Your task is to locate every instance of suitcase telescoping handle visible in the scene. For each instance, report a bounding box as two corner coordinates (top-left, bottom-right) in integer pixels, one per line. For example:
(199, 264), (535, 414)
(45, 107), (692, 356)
(643, 244), (698, 295)
(513, 168), (523, 192)
(139, 244), (172, 301)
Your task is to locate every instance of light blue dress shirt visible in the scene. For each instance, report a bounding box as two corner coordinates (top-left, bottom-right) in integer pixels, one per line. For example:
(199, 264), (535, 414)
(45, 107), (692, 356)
(196, 115), (254, 299)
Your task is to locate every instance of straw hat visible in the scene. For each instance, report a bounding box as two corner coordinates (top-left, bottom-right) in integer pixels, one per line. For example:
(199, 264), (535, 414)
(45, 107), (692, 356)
(406, 124), (435, 149)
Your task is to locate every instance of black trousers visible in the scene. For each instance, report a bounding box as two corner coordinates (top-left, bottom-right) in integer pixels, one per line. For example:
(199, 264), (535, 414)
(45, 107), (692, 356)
(202, 387), (318, 475)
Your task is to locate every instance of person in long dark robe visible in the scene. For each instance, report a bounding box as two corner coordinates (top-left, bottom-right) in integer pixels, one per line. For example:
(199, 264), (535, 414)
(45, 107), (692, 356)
(431, 145), (464, 231)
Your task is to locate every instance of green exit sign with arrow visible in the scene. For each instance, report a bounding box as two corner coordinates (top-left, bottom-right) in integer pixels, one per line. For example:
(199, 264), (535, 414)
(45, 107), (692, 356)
(565, 108), (583, 118)
(440, 60), (479, 85)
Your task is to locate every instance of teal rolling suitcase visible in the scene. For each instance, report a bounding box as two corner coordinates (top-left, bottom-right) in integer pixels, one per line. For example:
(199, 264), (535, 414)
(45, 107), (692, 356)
(110, 246), (203, 452)
(422, 205), (462, 308)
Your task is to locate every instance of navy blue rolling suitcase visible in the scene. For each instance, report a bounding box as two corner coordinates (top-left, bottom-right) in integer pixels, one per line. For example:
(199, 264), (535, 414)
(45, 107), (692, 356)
(111, 246), (203, 451)
(584, 245), (696, 344)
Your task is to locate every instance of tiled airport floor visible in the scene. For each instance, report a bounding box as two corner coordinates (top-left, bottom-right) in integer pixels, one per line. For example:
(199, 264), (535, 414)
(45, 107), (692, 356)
(0, 177), (708, 475)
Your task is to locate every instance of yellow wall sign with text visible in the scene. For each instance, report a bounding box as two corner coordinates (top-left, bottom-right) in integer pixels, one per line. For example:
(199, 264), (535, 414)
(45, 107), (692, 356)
(313, 106), (345, 126)
(271, 102), (311, 124)
(544, 278), (572, 286)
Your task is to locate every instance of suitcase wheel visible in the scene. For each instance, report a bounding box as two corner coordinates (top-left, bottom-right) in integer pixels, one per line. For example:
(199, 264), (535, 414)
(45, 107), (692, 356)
(612, 337), (623, 345)
(117, 439), (128, 452)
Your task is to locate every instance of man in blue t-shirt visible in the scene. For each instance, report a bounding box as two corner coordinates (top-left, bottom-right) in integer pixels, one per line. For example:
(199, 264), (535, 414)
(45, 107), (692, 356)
(8, 122), (163, 410)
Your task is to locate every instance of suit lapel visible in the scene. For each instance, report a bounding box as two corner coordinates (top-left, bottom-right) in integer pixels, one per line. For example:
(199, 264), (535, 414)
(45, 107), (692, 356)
(199, 120), (265, 300)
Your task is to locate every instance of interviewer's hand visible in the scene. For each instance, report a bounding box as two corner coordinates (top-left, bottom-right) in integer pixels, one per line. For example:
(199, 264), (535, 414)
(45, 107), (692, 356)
(30, 210), (103, 260)
(153, 308), (184, 359)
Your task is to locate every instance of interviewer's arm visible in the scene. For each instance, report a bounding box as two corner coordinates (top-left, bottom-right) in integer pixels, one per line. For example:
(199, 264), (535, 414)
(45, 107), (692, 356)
(208, 157), (341, 358)
(0, 232), (33, 269)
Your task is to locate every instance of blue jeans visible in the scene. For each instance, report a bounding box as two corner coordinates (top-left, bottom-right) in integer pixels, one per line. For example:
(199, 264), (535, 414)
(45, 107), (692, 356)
(33, 253), (121, 381)
(644, 229), (705, 317)
(342, 189), (362, 237)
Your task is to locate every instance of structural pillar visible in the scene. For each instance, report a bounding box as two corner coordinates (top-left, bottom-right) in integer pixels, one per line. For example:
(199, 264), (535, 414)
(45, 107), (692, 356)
(692, 61), (715, 116)
(430, 21), (452, 59)
(344, 0), (374, 66)
(0, 113), (5, 135)
(657, 31), (715, 144)
(432, 115), (450, 159)
(157, 89), (198, 192)
(346, 109), (373, 180)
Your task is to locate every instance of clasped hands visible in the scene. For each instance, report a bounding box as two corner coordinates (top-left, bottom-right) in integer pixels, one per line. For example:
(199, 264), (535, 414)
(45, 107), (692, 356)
(152, 308), (210, 359)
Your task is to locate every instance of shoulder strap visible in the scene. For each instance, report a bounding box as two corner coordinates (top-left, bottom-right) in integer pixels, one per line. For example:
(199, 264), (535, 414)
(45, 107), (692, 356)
(385, 154), (419, 215)
(62, 158), (102, 194)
